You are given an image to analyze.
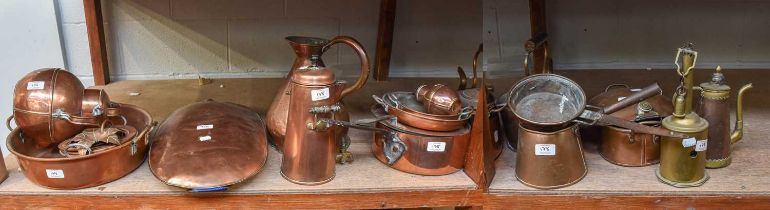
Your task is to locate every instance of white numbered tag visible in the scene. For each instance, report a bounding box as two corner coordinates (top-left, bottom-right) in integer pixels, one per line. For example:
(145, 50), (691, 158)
(427, 142), (446, 152)
(196, 124), (213, 130)
(695, 140), (708, 152)
(27, 81), (45, 90)
(199, 135), (212, 141)
(617, 96), (627, 101)
(311, 88), (330, 101)
(535, 144), (556, 156)
(682, 137), (696, 147)
(46, 169), (64, 179)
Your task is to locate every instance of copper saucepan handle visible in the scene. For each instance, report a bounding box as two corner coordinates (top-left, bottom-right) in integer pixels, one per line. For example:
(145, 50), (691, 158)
(324, 36), (370, 99)
(578, 110), (686, 138)
(471, 43), (483, 88)
(602, 83), (662, 115)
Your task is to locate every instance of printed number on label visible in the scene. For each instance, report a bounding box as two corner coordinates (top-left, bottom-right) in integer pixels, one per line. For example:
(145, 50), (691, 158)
(311, 88), (330, 101)
(199, 135), (212, 141)
(27, 81), (45, 90)
(682, 137), (697, 147)
(196, 124), (213, 130)
(46, 169), (64, 179)
(427, 142), (446, 152)
(535, 144), (556, 156)
(695, 140), (708, 152)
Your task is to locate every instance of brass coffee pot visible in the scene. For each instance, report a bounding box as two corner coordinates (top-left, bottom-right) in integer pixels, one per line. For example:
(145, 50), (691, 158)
(266, 36), (370, 164)
(697, 66), (752, 168)
(658, 44), (709, 187)
(279, 36), (370, 185)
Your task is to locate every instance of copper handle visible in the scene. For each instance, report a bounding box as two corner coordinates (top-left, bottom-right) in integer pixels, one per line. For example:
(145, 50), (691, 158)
(6, 115), (14, 131)
(324, 36), (370, 98)
(602, 83), (662, 115)
(471, 43), (483, 88)
(457, 66), (468, 90)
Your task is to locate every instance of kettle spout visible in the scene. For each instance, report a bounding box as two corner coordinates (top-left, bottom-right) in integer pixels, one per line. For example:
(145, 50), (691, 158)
(730, 83), (753, 144)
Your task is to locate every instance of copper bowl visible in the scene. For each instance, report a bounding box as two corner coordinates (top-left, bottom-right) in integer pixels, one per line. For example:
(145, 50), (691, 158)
(7, 104), (153, 189)
(374, 92), (470, 132)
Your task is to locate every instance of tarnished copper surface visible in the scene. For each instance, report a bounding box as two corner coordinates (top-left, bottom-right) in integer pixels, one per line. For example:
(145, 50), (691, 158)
(12, 68), (86, 148)
(149, 101), (267, 189)
(515, 124), (586, 189)
(266, 36), (369, 151)
(415, 83), (462, 115)
(587, 85), (673, 122)
(374, 92), (469, 132)
(371, 105), (471, 175)
(7, 104), (152, 189)
(600, 122), (661, 167)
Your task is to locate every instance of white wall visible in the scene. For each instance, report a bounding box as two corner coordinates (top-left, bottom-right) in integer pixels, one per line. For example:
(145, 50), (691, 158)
(0, 1), (66, 155)
(485, 0), (770, 74)
(61, 0), (483, 80)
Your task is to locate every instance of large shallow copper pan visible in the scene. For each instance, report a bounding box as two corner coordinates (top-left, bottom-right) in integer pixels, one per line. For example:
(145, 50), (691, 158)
(7, 104), (153, 189)
(371, 105), (471, 175)
(373, 92), (470, 132)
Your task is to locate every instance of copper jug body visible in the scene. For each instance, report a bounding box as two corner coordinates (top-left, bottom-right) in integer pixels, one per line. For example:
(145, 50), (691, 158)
(697, 67), (752, 168)
(280, 36), (370, 185)
(515, 124), (586, 189)
(267, 36), (369, 152)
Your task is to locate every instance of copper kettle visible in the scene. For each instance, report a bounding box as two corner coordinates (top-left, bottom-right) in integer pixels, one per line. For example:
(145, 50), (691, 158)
(266, 36), (369, 154)
(279, 36), (370, 185)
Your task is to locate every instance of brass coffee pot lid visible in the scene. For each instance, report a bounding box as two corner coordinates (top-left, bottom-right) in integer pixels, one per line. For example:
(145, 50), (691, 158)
(699, 66), (730, 93)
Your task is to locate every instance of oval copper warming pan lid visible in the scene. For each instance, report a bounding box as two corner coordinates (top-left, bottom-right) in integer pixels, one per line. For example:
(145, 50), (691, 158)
(149, 101), (268, 190)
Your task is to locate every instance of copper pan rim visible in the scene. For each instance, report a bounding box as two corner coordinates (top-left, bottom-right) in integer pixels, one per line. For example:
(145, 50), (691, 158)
(506, 74), (586, 128)
(7, 103), (152, 162)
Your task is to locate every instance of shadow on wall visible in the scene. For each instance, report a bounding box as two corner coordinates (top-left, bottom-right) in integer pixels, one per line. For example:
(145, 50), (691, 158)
(100, 0), (482, 81)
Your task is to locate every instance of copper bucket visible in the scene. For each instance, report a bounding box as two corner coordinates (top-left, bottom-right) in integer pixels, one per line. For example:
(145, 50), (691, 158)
(7, 104), (152, 189)
(516, 124), (586, 189)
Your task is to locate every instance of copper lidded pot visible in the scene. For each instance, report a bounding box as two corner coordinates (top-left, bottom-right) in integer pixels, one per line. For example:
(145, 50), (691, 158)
(697, 66), (752, 168)
(280, 36), (370, 185)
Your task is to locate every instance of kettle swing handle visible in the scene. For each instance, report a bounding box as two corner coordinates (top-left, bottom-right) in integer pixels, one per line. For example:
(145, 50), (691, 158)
(323, 36), (371, 99)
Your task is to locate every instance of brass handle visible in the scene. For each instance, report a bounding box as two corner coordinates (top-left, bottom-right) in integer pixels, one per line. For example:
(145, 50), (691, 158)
(457, 66), (468, 90)
(324, 36), (370, 99)
(471, 43), (483, 88)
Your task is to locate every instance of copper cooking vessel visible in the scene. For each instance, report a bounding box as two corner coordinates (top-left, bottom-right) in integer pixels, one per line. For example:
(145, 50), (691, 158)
(149, 101), (268, 191)
(266, 36), (369, 156)
(10, 68), (119, 148)
(371, 105), (471, 175)
(586, 84), (673, 167)
(280, 36), (370, 185)
(373, 92), (470, 132)
(7, 104), (152, 189)
(415, 83), (462, 115)
(515, 124), (586, 189)
(697, 66), (752, 168)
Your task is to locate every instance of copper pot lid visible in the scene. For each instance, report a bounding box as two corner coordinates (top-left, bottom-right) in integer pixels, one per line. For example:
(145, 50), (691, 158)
(588, 85), (673, 122)
(149, 101), (268, 190)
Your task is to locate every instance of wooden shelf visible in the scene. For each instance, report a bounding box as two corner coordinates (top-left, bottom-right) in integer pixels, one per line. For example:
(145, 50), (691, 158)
(0, 71), (769, 208)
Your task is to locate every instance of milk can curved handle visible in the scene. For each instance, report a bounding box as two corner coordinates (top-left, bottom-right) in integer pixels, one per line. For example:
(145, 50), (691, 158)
(323, 36), (370, 99)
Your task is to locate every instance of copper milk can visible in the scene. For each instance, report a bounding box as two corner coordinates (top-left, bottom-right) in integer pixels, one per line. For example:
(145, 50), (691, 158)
(658, 45), (709, 187)
(280, 37), (370, 185)
(697, 66), (752, 168)
(266, 36), (369, 157)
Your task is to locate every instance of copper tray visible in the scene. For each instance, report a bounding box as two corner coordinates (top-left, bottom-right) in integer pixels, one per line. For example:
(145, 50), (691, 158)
(7, 104), (153, 189)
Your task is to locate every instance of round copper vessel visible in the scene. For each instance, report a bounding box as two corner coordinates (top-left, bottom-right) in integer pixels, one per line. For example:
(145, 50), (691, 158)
(374, 92), (469, 132)
(7, 104), (153, 189)
(415, 83), (462, 115)
(515, 123), (586, 189)
(12, 68), (86, 148)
